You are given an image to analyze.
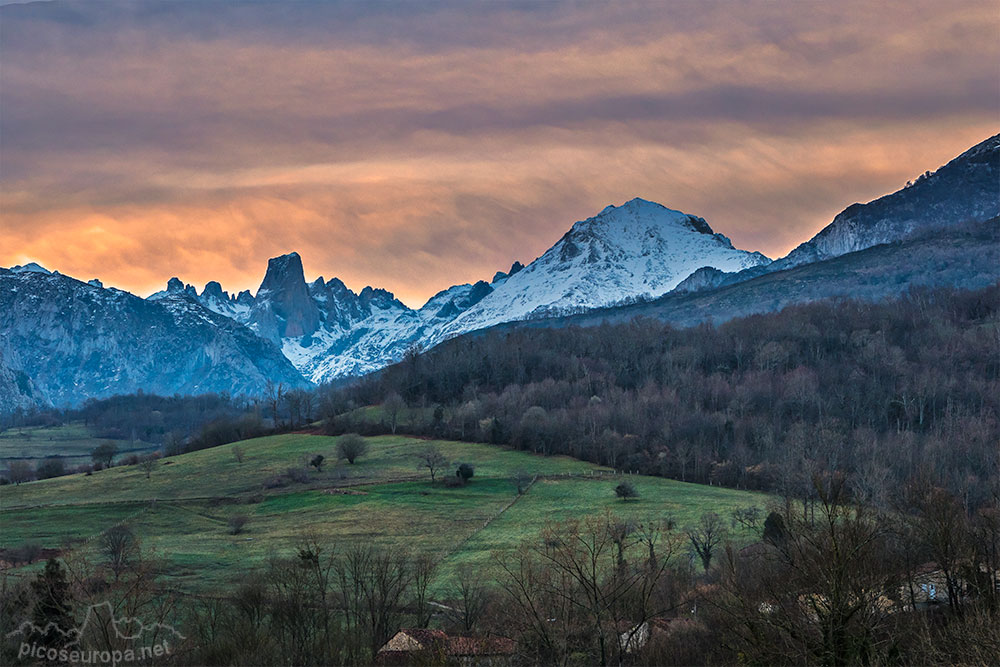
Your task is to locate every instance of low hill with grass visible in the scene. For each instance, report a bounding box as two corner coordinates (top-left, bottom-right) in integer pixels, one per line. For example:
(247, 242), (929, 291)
(0, 422), (158, 474)
(0, 433), (767, 592)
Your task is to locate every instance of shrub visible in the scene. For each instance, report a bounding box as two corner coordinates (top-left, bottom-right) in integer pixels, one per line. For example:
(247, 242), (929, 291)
(232, 445), (245, 463)
(615, 481), (639, 501)
(36, 457), (66, 480)
(228, 514), (250, 535)
(443, 475), (465, 488)
(286, 467), (310, 484)
(337, 434), (368, 464)
(264, 475), (288, 489)
(456, 463), (475, 483)
(310, 454), (325, 471)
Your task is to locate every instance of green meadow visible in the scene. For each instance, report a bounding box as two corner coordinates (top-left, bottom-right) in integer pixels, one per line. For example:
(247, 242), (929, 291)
(0, 434), (768, 593)
(0, 422), (157, 472)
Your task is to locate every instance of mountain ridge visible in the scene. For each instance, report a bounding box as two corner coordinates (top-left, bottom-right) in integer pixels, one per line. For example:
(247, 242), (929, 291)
(0, 269), (309, 408)
(2, 133), (997, 408)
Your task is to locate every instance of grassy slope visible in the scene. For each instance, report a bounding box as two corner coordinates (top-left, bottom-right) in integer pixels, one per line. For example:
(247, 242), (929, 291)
(0, 423), (157, 471)
(0, 434), (767, 593)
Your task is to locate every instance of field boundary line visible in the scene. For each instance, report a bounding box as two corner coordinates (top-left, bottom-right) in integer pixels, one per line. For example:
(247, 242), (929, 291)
(432, 475), (540, 567)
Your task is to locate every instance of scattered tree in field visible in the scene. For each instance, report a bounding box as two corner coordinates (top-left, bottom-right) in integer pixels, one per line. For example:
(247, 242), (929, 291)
(337, 434), (368, 464)
(91, 442), (118, 468)
(139, 453), (159, 479)
(687, 512), (726, 571)
(100, 525), (139, 581)
(615, 481), (639, 501)
(8, 460), (34, 484)
(456, 462), (475, 483)
(232, 445), (245, 463)
(228, 514), (250, 535)
(310, 454), (325, 472)
(35, 457), (65, 480)
(383, 392), (405, 434)
(417, 446), (448, 483)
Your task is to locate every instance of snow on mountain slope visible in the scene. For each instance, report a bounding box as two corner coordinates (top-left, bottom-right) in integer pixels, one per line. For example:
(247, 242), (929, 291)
(668, 132), (1000, 296)
(429, 198), (770, 345)
(133, 199), (770, 383)
(10, 262), (52, 275)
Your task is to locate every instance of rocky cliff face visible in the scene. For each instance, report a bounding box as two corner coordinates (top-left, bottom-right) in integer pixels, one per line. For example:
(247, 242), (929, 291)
(248, 252), (321, 343)
(0, 269), (309, 407)
(0, 349), (50, 413)
(7, 134), (994, 405)
(224, 199), (770, 382)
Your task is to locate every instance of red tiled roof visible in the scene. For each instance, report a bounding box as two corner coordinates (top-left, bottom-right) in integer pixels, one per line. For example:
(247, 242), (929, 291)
(377, 630), (516, 659)
(400, 628), (448, 646)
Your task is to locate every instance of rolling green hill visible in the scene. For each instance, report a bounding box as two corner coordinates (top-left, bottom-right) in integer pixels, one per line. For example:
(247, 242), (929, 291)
(0, 434), (768, 593)
(0, 422), (159, 473)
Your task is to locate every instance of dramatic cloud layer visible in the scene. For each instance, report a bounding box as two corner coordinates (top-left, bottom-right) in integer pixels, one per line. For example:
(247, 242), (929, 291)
(1, 0), (996, 305)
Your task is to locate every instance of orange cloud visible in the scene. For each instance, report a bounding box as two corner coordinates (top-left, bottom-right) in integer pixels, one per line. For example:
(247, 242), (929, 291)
(0, 1), (996, 306)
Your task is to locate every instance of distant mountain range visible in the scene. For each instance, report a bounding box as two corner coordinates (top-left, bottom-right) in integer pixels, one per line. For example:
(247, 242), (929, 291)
(1, 133), (997, 411)
(148, 200), (770, 382)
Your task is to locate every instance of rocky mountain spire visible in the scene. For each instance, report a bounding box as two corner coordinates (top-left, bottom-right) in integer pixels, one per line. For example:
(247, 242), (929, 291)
(249, 252), (320, 342)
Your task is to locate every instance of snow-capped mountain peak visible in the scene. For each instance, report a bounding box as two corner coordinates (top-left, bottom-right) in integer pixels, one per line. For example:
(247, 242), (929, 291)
(427, 198), (771, 344)
(10, 262), (52, 275)
(130, 198), (772, 383)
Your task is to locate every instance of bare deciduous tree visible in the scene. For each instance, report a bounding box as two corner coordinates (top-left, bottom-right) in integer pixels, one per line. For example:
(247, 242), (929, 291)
(8, 460), (33, 485)
(383, 392), (405, 435)
(416, 446), (448, 483)
(100, 525), (139, 581)
(448, 565), (491, 634)
(687, 512), (726, 571)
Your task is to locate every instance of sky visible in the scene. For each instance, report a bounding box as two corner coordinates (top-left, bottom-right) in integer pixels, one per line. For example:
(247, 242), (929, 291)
(1, 1), (997, 307)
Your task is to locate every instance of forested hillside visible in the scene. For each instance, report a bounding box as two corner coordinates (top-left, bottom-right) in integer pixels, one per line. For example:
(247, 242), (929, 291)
(332, 283), (1000, 509)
